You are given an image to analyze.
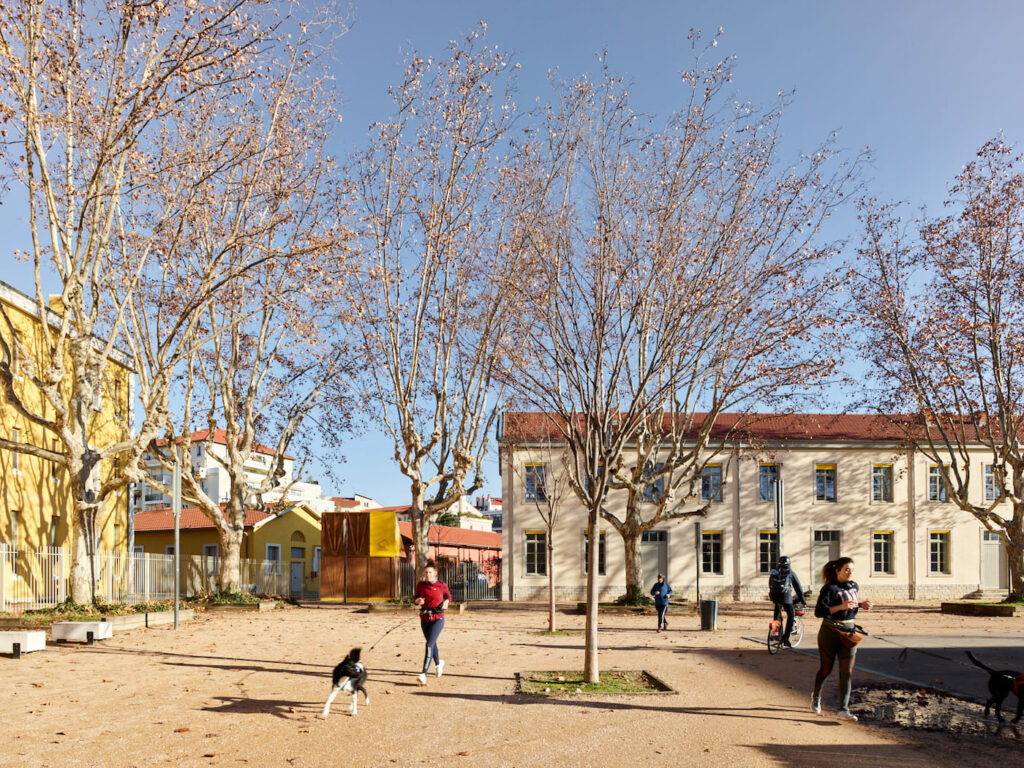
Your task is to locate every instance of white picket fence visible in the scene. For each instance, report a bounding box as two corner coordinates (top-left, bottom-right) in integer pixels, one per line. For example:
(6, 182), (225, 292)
(0, 544), (288, 614)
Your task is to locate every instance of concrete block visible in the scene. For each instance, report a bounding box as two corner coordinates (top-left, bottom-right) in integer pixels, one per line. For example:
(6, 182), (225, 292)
(51, 621), (113, 643)
(0, 630), (47, 657)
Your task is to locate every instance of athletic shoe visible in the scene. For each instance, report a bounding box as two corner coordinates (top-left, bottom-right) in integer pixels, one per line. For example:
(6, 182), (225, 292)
(811, 695), (821, 714)
(782, 640), (793, 648)
(417, 673), (427, 686)
(836, 709), (858, 722)
(436, 660), (445, 678)
(656, 628), (662, 633)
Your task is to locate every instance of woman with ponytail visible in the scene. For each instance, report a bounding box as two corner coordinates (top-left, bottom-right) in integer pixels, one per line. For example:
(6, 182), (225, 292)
(811, 557), (873, 721)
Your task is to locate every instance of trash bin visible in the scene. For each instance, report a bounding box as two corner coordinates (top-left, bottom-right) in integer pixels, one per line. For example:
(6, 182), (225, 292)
(700, 598), (718, 631)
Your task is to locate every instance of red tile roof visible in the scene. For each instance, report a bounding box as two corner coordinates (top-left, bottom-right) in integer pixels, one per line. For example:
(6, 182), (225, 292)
(134, 506), (274, 532)
(332, 497), (362, 508)
(500, 412), (926, 443)
(397, 521), (502, 550)
(157, 428), (294, 460)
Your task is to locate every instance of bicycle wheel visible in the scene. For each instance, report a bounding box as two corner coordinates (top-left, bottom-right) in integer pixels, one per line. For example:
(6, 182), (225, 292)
(767, 622), (783, 654)
(789, 616), (804, 647)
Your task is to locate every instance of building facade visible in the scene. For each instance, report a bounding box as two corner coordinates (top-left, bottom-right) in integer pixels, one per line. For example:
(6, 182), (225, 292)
(499, 412), (1011, 603)
(1, 280), (134, 555)
(138, 428), (335, 514)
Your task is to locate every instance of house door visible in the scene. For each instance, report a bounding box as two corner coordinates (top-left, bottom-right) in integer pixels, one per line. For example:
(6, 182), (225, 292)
(290, 547), (305, 594)
(981, 531), (1008, 589)
(812, 530), (841, 582)
(640, 531), (668, 587)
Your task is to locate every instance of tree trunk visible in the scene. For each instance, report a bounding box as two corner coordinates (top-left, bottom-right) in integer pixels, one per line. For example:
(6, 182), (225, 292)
(69, 504), (95, 604)
(547, 534), (556, 632)
(622, 528), (643, 603)
(219, 526), (245, 594)
(1007, 526), (1024, 603)
(410, 482), (429, 584)
(583, 504), (600, 684)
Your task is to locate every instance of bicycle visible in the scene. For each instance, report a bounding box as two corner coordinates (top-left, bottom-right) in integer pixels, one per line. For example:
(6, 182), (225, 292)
(767, 604), (805, 654)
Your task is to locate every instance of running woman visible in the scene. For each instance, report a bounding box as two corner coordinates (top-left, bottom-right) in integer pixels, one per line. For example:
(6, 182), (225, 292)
(413, 564), (451, 686)
(650, 573), (673, 632)
(811, 557), (873, 721)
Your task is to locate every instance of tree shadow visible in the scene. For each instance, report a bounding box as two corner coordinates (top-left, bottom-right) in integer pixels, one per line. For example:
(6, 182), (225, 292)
(412, 690), (842, 724)
(200, 695), (316, 719)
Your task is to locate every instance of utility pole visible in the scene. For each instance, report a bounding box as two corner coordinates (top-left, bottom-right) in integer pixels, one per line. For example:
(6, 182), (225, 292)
(173, 445), (181, 630)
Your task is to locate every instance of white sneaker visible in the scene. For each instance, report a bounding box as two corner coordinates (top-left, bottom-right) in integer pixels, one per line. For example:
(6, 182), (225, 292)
(811, 695), (821, 714)
(836, 709), (858, 722)
(436, 660), (445, 678)
(416, 673), (427, 686)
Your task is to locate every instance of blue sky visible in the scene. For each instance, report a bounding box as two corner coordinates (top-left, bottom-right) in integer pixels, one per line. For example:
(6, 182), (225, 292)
(4, 1), (1024, 504)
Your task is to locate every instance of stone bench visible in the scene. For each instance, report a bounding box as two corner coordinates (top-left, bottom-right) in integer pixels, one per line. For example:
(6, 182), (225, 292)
(51, 621), (113, 644)
(0, 630), (47, 659)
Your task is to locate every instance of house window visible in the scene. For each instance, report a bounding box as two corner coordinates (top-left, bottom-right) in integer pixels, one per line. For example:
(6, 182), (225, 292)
(10, 512), (19, 550)
(701, 463), (723, 502)
(583, 531), (606, 575)
(11, 428), (20, 472)
(872, 531), (894, 575)
(758, 464), (779, 502)
(165, 545), (175, 555)
(758, 530), (779, 574)
(642, 461), (665, 503)
(50, 515), (59, 548)
(701, 531), (723, 574)
(872, 464), (893, 503)
(114, 379), (122, 418)
(929, 531), (951, 574)
(525, 531), (547, 576)
(815, 463), (837, 502)
(312, 546), (321, 575)
(928, 466), (949, 502)
(984, 464), (997, 502)
(203, 543), (219, 559)
(266, 543), (282, 574)
(524, 463), (546, 502)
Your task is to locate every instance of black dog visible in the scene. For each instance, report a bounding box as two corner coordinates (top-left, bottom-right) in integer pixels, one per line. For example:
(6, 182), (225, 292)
(965, 650), (1023, 723)
(321, 647), (369, 718)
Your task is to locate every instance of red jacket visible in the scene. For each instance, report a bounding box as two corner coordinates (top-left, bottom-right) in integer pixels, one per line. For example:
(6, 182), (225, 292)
(415, 580), (451, 621)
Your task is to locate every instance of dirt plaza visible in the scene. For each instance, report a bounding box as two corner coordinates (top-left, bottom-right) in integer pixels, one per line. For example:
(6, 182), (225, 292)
(2, 602), (1022, 768)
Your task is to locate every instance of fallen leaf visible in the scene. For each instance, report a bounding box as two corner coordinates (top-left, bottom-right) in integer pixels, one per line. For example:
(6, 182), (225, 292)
(174, 727), (190, 733)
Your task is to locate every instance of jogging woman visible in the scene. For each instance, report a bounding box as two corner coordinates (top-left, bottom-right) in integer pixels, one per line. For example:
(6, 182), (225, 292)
(413, 564), (451, 686)
(812, 557), (872, 721)
(650, 573), (672, 632)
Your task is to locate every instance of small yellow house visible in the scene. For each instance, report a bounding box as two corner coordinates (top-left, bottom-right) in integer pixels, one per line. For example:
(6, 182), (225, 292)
(133, 503), (324, 596)
(1, 280), (134, 554)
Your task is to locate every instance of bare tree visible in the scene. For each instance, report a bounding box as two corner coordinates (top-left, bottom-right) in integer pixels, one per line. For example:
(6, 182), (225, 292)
(0, 0), (306, 602)
(132, 17), (350, 594)
(503, 431), (570, 631)
(852, 138), (1024, 601)
(508, 38), (854, 681)
(348, 28), (523, 583)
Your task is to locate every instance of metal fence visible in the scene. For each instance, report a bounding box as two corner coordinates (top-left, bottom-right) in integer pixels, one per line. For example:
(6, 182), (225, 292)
(0, 545), (288, 613)
(397, 558), (502, 601)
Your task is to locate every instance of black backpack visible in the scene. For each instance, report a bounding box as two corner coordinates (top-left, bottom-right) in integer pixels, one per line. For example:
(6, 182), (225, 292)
(768, 568), (789, 599)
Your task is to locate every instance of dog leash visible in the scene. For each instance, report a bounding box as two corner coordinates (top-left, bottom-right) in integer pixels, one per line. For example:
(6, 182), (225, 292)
(365, 614), (420, 656)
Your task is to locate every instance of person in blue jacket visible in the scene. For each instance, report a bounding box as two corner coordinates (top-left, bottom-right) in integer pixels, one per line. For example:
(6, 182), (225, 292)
(650, 573), (673, 632)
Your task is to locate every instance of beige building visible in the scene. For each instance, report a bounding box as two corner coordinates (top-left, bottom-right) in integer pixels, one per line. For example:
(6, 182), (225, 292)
(498, 413), (1010, 602)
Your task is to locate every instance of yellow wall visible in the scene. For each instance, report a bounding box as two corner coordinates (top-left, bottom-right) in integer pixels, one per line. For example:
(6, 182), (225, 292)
(1, 284), (133, 554)
(134, 506), (324, 593)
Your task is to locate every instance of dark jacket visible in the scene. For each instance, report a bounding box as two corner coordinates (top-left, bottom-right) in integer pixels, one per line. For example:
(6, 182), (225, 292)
(768, 566), (804, 605)
(814, 581), (860, 622)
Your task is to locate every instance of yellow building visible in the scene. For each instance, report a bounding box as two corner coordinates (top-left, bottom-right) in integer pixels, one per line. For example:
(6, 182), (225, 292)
(1, 279), (134, 555)
(132, 503), (324, 596)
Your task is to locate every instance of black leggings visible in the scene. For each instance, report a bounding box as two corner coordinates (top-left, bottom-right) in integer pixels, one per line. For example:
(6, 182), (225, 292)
(773, 601), (795, 640)
(813, 621), (857, 710)
(656, 604), (668, 629)
(420, 618), (444, 674)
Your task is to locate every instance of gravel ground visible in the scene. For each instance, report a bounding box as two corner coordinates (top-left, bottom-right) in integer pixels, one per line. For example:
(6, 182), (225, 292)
(2, 601), (1022, 767)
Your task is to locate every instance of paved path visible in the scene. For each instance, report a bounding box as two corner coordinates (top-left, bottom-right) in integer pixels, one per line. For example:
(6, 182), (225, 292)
(750, 630), (1024, 700)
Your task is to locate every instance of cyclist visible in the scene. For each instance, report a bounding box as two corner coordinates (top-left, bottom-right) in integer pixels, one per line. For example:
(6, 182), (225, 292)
(768, 555), (805, 648)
